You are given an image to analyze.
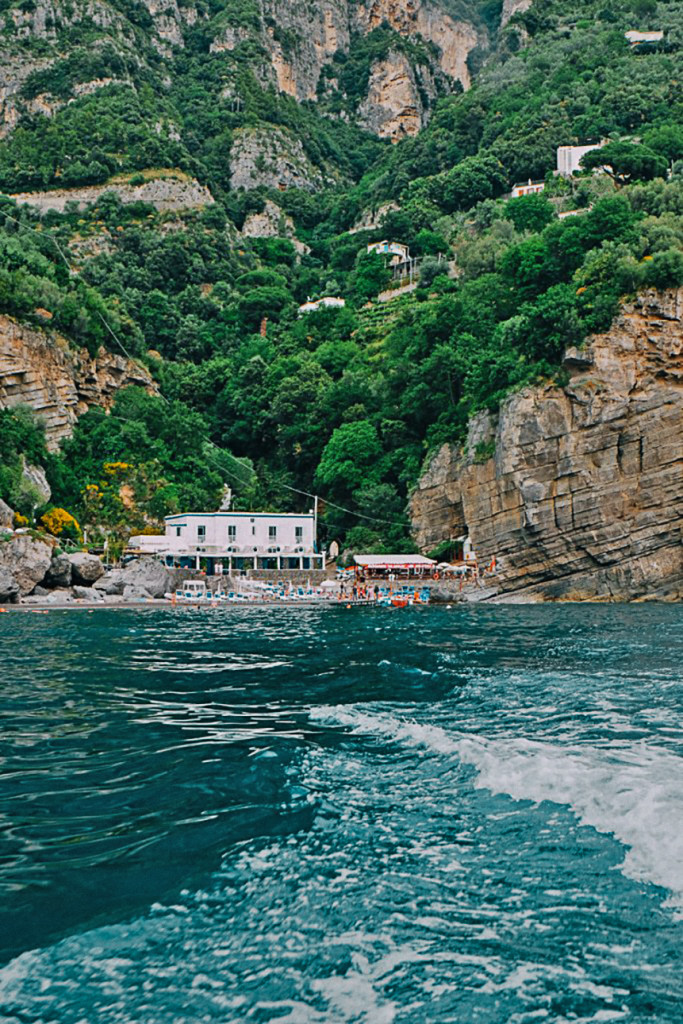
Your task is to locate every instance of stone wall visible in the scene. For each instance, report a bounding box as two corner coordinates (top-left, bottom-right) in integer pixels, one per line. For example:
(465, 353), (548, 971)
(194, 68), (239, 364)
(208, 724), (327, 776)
(410, 289), (683, 602)
(0, 315), (157, 449)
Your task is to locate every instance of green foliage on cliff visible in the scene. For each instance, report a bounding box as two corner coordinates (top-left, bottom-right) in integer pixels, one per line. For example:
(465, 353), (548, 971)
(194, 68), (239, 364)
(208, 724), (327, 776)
(0, 0), (682, 548)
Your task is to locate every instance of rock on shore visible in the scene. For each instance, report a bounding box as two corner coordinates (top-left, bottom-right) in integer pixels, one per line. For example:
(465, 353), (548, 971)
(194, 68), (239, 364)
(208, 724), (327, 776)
(0, 534), (53, 596)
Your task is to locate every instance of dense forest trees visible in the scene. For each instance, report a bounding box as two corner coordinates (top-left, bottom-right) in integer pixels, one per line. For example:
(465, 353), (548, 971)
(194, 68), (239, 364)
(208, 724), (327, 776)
(1, 0), (682, 549)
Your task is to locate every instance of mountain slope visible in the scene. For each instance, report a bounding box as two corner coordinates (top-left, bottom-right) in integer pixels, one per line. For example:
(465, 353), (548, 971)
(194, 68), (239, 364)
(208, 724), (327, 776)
(0, 0), (682, 573)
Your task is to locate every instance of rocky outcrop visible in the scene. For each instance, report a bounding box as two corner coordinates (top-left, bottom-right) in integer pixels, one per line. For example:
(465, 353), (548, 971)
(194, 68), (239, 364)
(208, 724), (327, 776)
(94, 557), (183, 597)
(21, 460), (51, 505)
(45, 553), (72, 588)
(354, 0), (480, 89)
(68, 551), (105, 585)
(260, 0), (350, 101)
(358, 51), (435, 140)
(230, 126), (326, 191)
(10, 174), (213, 214)
(500, 0), (532, 27)
(241, 199), (310, 254)
(0, 55), (55, 136)
(410, 289), (683, 602)
(0, 567), (20, 604)
(0, 534), (53, 596)
(0, 315), (157, 449)
(0, 499), (14, 529)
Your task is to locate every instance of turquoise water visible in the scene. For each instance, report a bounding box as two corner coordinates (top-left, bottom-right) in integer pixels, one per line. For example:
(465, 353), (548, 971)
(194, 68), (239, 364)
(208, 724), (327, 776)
(0, 605), (682, 1023)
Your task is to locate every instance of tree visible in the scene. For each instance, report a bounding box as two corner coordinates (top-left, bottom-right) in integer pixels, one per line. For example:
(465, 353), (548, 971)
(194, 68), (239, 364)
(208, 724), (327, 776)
(350, 251), (391, 304)
(505, 193), (555, 233)
(581, 142), (668, 186)
(315, 420), (382, 498)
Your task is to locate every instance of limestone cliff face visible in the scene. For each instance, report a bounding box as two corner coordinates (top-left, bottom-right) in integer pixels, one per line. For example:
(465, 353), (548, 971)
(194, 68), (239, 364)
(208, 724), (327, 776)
(358, 50), (435, 140)
(0, 315), (157, 450)
(259, 0), (350, 101)
(410, 289), (683, 601)
(10, 174), (214, 214)
(211, 0), (482, 138)
(229, 125), (327, 191)
(241, 199), (310, 254)
(354, 0), (479, 89)
(500, 0), (531, 26)
(1, 0), (486, 158)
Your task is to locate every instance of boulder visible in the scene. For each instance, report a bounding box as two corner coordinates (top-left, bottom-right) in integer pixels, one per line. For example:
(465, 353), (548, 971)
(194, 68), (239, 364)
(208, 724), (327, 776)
(119, 557), (171, 598)
(23, 589), (73, 604)
(93, 570), (125, 596)
(0, 567), (20, 604)
(45, 554), (72, 588)
(72, 585), (104, 601)
(0, 534), (53, 595)
(122, 584), (153, 601)
(0, 499), (14, 529)
(68, 552), (104, 586)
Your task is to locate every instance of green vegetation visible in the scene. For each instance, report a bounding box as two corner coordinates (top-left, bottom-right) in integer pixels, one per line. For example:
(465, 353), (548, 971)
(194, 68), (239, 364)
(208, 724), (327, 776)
(0, 0), (682, 550)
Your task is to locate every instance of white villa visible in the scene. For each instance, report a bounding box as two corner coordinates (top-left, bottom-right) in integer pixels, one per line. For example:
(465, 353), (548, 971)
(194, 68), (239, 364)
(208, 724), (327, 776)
(510, 179), (545, 198)
(130, 511), (325, 573)
(556, 142), (605, 177)
(624, 30), (663, 45)
(298, 296), (346, 315)
(367, 240), (410, 264)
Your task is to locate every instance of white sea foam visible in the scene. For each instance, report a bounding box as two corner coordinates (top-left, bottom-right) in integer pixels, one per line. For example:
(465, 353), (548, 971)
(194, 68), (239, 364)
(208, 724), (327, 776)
(310, 705), (683, 914)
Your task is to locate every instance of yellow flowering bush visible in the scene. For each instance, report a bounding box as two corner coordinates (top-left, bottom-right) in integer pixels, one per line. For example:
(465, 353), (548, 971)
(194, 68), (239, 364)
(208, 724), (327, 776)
(40, 507), (82, 542)
(13, 513), (29, 528)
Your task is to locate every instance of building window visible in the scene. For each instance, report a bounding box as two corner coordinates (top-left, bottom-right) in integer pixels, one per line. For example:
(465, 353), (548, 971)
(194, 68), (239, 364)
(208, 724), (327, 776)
(175, 527), (182, 537)
(228, 525), (236, 541)
(269, 525), (277, 540)
(295, 526), (303, 542)
(197, 525), (206, 541)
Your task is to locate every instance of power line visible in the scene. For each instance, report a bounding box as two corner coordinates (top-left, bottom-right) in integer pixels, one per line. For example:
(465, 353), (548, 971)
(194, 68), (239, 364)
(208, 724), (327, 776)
(276, 480), (410, 528)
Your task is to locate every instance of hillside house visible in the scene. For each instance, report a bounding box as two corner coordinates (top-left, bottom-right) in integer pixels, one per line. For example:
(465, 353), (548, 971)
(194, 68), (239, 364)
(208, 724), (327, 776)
(298, 296), (346, 315)
(556, 142), (605, 177)
(367, 240), (410, 265)
(625, 30), (664, 45)
(510, 179), (545, 198)
(130, 511), (325, 573)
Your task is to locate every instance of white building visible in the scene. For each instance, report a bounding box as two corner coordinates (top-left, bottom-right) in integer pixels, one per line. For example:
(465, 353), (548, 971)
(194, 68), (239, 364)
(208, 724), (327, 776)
(367, 240), (410, 264)
(625, 30), (663, 45)
(130, 512), (325, 572)
(556, 142), (605, 177)
(510, 179), (545, 198)
(298, 296), (346, 315)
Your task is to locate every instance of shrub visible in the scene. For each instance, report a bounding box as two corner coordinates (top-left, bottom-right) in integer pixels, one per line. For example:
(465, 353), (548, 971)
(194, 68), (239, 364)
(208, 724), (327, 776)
(40, 507), (82, 542)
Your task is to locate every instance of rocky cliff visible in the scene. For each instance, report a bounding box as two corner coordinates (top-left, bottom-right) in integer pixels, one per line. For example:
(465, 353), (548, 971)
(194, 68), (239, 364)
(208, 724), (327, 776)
(10, 174), (214, 214)
(0, 315), (157, 449)
(410, 289), (683, 601)
(1, 0), (487, 147)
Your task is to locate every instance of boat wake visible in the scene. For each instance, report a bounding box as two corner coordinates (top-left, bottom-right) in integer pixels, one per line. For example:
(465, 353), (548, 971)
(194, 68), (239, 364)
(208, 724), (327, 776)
(310, 705), (683, 915)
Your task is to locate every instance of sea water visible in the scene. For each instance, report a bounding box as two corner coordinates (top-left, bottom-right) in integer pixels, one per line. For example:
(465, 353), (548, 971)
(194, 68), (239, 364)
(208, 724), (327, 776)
(0, 604), (681, 1023)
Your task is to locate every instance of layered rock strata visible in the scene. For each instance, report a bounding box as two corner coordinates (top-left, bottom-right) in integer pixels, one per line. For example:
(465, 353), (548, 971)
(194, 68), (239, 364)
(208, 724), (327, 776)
(410, 289), (683, 601)
(10, 175), (213, 214)
(0, 315), (156, 449)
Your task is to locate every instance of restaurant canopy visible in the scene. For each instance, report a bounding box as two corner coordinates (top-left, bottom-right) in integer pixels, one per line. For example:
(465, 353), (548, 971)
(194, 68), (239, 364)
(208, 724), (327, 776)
(354, 554), (436, 571)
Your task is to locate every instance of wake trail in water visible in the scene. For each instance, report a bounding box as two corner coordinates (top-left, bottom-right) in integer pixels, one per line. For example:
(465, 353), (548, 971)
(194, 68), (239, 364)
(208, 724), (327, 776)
(311, 705), (683, 914)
